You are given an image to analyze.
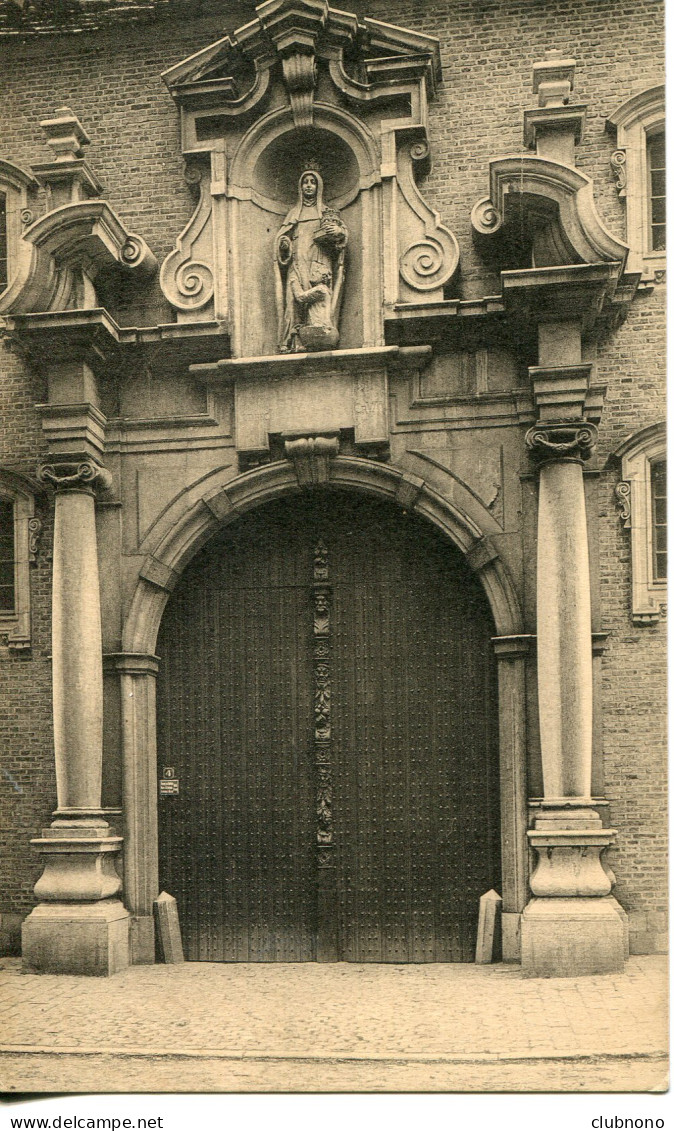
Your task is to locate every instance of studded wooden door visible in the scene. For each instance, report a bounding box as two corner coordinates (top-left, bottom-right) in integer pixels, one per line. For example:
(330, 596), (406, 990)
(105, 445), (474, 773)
(156, 491), (500, 962)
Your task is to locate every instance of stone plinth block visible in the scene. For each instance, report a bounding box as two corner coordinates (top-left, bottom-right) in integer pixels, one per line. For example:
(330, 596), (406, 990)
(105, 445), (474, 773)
(22, 899), (129, 976)
(521, 897), (625, 977)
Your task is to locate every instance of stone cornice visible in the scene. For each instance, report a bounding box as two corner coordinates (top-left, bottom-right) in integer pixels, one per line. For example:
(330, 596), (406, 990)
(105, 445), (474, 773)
(2, 309), (231, 377)
(189, 344), (430, 384)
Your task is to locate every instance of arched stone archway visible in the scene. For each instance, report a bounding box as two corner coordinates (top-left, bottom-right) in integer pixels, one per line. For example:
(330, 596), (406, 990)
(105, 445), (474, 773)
(118, 456), (528, 964)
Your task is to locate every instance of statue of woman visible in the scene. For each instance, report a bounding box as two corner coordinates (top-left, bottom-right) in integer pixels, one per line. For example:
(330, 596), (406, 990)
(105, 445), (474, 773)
(274, 169), (348, 353)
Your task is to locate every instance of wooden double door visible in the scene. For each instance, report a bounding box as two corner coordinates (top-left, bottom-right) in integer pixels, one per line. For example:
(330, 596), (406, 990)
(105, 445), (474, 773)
(157, 491), (500, 962)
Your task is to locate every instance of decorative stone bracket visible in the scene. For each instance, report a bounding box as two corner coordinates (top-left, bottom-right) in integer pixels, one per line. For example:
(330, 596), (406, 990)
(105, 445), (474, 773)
(285, 435), (340, 486)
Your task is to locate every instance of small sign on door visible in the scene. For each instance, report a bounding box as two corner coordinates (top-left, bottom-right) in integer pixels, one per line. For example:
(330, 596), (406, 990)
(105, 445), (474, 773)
(160, 768), (179, 796)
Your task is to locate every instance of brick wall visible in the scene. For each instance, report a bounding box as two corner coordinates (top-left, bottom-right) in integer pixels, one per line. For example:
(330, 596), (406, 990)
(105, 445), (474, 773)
(0, 343), (54, 935)
(0, 0), (666, 951)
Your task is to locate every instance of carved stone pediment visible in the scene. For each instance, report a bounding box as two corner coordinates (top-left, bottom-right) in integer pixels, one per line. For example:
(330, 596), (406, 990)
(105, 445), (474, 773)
(160, 0), (459, 355)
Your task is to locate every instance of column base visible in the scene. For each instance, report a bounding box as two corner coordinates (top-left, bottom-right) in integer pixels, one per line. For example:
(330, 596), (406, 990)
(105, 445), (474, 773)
(521, 897), (625, 977)
(22, 899), (130, 976)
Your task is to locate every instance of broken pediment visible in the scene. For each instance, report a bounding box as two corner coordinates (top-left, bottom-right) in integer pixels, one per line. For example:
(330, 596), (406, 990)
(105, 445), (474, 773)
(159, 0), (459, 356)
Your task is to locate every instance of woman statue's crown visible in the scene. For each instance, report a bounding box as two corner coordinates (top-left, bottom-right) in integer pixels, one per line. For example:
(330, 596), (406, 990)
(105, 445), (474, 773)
(301, 158), (322, 177)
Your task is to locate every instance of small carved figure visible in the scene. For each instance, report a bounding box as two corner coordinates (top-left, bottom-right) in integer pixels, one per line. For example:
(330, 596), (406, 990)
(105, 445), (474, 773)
(274, 169), (348, 353)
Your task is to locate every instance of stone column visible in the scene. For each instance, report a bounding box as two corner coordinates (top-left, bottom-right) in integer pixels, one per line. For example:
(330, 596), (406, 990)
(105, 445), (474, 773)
(22, 460), (129, 975)
(521, 414), (625, 975)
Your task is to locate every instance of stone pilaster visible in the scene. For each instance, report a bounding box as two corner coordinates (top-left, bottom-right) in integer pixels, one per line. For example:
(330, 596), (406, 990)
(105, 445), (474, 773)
(114, 652), (160, 965)
(521, 356), (625, 976)
(492, 634), (532, 962)
(22, 459), (129, 975)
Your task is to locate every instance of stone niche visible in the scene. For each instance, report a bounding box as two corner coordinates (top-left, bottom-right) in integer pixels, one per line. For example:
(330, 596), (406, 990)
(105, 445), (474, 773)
(159, 0), (460, 360)
(233, 123), (367, 357)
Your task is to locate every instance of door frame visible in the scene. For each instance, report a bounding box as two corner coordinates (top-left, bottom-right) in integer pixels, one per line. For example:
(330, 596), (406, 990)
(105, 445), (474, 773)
(118, 455), (529, 963)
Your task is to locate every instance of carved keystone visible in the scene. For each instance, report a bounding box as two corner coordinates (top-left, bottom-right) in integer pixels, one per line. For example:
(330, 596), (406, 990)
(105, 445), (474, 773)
(284, 435), (339, 487)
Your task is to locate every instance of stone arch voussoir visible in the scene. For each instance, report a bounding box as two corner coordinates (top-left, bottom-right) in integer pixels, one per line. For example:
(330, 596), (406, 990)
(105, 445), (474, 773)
(122, 456), (523, 655)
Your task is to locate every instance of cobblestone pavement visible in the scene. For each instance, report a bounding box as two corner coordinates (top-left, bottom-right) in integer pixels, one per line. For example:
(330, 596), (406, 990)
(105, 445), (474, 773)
(0, 956), (668, 1093)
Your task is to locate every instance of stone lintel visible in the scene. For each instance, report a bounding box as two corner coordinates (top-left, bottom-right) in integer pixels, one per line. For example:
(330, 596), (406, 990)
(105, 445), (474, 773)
(385, 299), (506, 346)
(5, 312), (228, 381)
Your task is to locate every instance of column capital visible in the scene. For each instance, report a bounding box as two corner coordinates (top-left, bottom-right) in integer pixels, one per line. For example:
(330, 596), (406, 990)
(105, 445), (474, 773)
(525, 421), (598, 463)
(37, 458), (112, 494)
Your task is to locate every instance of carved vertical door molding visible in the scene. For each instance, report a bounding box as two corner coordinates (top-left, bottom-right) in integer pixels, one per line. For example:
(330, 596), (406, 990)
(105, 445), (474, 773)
(313, 538), (337, 960)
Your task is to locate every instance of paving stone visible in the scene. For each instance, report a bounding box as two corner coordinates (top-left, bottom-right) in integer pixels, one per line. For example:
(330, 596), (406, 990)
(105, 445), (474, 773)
(0, 956), (667, 1092)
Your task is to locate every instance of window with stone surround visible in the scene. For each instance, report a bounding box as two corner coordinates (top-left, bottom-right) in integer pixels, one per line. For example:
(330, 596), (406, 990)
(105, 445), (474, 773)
(608, 85), (665, 282)
(0, 161), (38, 308)
(615, 423), (667, 626)
(0, 475), (41, 654)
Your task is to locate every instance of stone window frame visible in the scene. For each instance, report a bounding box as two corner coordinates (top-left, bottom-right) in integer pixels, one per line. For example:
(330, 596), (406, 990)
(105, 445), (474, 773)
(615, 422), (667, 626)
(608, 85), (665, 282)
(0, 473), (41, 654)
(0, 159), (38, 306)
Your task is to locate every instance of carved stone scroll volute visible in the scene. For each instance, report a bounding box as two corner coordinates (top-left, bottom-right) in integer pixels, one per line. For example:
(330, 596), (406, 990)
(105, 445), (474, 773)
(160, 162), (216, 319)
(389, 137), (460, 305)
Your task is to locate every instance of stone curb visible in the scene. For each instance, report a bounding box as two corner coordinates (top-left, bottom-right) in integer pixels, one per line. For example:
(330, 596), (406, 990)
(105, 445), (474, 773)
(0, 1046), (668, 1064)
